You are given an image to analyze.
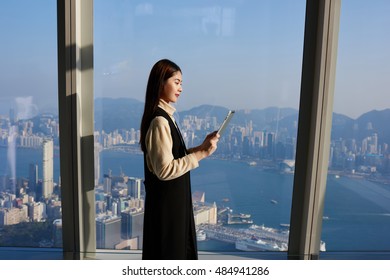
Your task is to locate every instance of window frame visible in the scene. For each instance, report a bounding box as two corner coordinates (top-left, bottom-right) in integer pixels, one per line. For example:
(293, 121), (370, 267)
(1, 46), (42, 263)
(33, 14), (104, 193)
(56, 0), (341, 260)
(57, 0), (95, 259)
(288, 0), (341, 260)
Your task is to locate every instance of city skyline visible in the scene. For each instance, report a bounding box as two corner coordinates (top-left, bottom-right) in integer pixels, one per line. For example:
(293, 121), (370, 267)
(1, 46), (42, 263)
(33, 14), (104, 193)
(0, 1), (389, 119)
(1, 94), (390, 250)
(1, 0), (390, 255)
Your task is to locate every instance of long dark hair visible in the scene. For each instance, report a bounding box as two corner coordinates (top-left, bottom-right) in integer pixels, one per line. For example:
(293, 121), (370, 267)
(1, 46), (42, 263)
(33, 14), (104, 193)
(140, 59), (182, 152)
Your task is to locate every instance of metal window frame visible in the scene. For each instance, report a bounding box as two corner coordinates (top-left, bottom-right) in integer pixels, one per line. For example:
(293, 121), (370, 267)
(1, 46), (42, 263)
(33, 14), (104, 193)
(57, 0), (95, 260)
(288, 0), (341, 260)
(57, 0), (341, 260)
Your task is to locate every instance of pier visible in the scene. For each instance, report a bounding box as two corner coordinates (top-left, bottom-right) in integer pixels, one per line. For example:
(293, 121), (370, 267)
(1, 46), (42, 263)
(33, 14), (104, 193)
(197, 223), (289, 249)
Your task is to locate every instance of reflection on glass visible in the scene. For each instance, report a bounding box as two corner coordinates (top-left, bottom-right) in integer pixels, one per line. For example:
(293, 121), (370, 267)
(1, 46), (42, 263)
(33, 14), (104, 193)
(0, 1), (61, 247)
(322, 0), (390, 252)
(94, 0), (306, 252)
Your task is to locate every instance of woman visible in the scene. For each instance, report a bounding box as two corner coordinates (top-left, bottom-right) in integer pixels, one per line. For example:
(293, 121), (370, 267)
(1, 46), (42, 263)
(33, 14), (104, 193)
(140, 59), (219, 260)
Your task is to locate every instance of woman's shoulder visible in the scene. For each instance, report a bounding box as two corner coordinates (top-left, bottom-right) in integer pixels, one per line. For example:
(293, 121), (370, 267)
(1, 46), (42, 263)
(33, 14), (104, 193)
(150, 115), (170, 128)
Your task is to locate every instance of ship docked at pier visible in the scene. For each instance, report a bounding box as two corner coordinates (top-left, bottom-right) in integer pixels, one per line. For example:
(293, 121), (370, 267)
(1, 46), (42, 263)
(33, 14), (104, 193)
(235, 236), (286, 251)
(197, 224), (326, 252)
(236, 224), (289, 251)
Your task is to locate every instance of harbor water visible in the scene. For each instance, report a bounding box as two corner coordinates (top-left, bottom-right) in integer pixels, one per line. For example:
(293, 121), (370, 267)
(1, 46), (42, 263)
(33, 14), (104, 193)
(1, 147), (390, 252)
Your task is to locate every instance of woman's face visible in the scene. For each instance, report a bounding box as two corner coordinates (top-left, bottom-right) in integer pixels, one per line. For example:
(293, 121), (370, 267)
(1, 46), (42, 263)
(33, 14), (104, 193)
(160, 71), (182, 104)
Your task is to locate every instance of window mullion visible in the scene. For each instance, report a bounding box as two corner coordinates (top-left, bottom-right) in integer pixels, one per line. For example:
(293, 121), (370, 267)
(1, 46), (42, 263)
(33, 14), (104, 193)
(288, 0), (341, 260)
(57, 0), (95, 259)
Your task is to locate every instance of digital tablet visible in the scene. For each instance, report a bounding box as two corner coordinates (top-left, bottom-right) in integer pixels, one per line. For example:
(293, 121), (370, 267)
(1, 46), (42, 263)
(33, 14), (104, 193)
(218, 110), (235, 135)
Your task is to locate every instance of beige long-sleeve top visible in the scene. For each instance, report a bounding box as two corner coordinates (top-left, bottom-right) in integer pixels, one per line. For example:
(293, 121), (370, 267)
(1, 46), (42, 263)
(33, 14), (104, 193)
(145, 99), (199, 181)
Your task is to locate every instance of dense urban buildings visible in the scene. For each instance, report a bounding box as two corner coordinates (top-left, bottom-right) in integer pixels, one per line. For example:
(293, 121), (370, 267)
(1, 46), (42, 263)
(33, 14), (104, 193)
(1, 106), (390, 248)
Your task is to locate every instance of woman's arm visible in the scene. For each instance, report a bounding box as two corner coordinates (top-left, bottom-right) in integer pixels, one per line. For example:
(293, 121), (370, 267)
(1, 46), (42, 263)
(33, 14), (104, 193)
(145, 117), (199, 181)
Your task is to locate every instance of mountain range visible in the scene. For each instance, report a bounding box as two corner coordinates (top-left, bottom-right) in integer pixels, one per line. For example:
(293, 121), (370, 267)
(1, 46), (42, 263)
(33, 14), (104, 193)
(94, 97), (390, 145)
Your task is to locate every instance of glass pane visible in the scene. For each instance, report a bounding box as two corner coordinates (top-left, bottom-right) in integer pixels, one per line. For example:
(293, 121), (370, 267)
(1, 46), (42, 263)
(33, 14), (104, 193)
(0, 1), (62, 248)
(94, 0), (306, 254)
(322, 0), (390, 252)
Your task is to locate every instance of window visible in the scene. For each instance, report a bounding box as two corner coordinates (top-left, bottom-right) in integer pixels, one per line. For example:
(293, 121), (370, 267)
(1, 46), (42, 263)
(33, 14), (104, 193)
(321, 0), (390, 253)
(94, 0), (306, 254)
(0, 1), (62, 248)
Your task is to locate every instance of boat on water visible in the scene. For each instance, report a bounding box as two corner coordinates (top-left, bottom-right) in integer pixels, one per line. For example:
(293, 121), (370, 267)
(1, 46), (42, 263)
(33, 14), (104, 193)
(240, 213), (251, 218)
(227, 213), (254, 224)
(320, 240), (326, 251)
(230, 213), (251, 219)
(227, 211), (253, 224)
(270, 199), (278, 204)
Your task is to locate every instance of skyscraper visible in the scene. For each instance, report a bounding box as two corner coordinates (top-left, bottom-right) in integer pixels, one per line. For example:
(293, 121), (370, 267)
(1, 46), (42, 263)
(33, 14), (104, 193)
(42, 139), (54, 198)
(371, 133), (378, 154)
(9, 108), (16, 124)
(94, 143), (101, 186)
(267, 132), (275, 158)
(127, 177), (142, 199)
(121, 209), (144, 249)
(29, 163), (38, 192)
(52, 219), (63, 247)
(103, 174), (112, 194)
(96, 215), (121, 249)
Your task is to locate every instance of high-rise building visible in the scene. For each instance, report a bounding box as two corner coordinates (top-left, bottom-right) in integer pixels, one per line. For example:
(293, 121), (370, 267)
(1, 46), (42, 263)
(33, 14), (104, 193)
(9, 108), (16, 124)
(96, 215), (121, 249)
(42, 139), (54, 198)
(29, 163), (38, 192)
(103, 174), (112, 194)
(94, 143), (101, 186)
(52, 219), (63, 247)
(193, 202), (217, 225)
(111, 201), (118, 216)
(127, 177), (142, 199)
(267, 132), (275, 157)
(371, 133), (378, 154)
(28, 201), (46, 221)
(121, 209), (144, 249)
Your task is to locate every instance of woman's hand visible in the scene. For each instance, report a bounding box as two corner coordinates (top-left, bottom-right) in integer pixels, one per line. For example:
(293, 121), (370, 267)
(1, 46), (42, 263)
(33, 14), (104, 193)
(191, 131), (220, 161)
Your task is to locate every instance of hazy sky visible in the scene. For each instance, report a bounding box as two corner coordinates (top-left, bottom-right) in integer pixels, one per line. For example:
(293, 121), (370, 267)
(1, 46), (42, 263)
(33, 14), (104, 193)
(333, 0), (390, 118)
(0, 0), (389, 119)
(94, 0), (306, 113)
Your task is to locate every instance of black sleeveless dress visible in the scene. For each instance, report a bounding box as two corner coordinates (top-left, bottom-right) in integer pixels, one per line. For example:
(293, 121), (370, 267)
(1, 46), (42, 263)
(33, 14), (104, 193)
(142, 107), (198, 260)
